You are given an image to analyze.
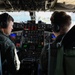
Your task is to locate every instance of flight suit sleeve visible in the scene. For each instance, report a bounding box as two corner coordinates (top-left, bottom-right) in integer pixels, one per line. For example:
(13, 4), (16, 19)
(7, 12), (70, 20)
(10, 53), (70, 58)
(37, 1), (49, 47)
(5, 43), (20, 73)
(40, 44), (48, 74)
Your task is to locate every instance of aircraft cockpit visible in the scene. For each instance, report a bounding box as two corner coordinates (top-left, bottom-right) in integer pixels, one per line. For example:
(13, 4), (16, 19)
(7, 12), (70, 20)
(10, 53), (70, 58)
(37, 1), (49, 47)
(0, 0), (75, 75)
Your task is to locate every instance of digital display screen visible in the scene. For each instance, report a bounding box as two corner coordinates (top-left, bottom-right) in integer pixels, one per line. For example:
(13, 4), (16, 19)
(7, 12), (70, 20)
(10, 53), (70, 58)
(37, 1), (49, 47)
(51, 34), (56, 38)
(10, 33), (16, 37)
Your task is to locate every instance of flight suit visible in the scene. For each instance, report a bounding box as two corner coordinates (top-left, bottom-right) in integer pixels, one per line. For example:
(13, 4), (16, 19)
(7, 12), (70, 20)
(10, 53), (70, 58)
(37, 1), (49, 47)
(0, 30), (20, 75)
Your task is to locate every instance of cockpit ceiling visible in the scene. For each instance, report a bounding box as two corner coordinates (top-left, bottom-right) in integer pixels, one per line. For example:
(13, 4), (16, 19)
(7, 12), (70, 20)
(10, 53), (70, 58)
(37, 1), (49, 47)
(0, 0), (47, 11)
(50, 0), (75, 11)
(0, 0), (75, 11)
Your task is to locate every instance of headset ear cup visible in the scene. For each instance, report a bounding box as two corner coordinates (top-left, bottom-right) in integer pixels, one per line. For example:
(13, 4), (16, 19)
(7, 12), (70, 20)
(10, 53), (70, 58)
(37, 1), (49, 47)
(56, 25), (60, 32)
(52, 24), (60, 32)
(0, 22), (7, 28)
(0, 22), (3, 27)
(0, 13), (9, 28)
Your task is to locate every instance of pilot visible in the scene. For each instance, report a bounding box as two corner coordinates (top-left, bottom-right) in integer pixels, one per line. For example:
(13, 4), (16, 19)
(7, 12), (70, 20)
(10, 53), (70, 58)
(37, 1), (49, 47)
(0, 13), (20, 75)
(40, 11), (71, 75)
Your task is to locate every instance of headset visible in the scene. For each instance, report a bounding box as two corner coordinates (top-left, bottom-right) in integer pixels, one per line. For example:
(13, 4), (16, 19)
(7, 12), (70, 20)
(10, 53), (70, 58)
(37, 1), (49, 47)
(52, 23), (60, 32)
(0, 13), (10, 28)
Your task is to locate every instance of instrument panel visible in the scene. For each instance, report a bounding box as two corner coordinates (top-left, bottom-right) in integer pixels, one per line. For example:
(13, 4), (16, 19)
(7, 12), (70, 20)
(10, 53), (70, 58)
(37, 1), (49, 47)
(9, 22), (47, 61)
(9, 22), (52, 75)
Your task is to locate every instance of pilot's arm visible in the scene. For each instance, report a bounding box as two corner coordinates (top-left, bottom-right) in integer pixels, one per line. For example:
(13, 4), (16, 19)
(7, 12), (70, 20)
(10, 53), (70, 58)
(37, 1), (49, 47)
(6, 44), (20, 74)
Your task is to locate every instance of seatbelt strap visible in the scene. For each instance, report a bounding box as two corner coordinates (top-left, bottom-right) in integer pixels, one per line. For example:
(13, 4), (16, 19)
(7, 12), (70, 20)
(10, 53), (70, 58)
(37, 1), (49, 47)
(0, 46), (2, 75)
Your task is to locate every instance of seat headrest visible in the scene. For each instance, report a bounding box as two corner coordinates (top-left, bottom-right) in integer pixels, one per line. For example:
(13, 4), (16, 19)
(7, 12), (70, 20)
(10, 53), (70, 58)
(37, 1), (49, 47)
(62, 25), (75, 48)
